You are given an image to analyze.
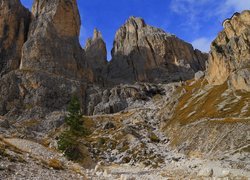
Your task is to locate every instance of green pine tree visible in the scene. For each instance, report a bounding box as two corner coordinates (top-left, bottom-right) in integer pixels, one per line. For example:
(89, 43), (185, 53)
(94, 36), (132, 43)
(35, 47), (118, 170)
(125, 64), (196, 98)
(58, 95), (86, 160)
(65, 95), (85, 135)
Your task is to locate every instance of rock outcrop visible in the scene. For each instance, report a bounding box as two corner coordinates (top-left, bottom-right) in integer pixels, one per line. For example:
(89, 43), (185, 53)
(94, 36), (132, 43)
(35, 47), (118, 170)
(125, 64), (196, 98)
(206, 10), (250, 91)
(0, 0), (30, 76)
(86, 83), (165, 115)
(20, 0), (93, 81)
(106, 17), (207, 85)
(0, 0), (91, 121)
(85, 28), (107, 83)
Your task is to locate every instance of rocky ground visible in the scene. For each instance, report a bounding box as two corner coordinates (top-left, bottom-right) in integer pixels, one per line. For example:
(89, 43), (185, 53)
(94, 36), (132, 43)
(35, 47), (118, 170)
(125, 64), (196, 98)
(0, 135), (249, 179)
(1, 79), (249, 179)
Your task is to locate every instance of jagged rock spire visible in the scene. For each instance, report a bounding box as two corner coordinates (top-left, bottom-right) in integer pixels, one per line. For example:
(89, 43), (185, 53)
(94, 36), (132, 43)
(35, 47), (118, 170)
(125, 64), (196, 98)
(85, 28), (107, 82)
(20, 0), (93, 81)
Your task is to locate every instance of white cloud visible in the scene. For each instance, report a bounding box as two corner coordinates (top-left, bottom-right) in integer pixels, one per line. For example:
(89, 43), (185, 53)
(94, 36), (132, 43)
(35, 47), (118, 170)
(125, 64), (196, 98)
(218, 0), (250, 17)
(191, 37), (212, 52)
(170, 0), (250, 31)
(225, 0), (249, 12)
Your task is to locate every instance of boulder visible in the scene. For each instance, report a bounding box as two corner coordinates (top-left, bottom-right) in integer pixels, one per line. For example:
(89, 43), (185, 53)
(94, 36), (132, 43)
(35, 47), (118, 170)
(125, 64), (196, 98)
(195, 71), (205, 81)
(0, 0), (31, 76)
(230, 68), (250, 91)
(198, 167), (213, 177)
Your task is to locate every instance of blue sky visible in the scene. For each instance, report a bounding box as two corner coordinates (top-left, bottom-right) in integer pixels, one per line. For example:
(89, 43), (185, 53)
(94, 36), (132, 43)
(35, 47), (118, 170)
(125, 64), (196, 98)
(21, 0), (249, 60)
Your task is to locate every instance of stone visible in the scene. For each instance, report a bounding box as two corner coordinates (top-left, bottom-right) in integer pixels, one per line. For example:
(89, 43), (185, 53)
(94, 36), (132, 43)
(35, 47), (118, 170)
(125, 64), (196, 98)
(0, 118), (10, 129)
(85, 28), (107, 83)
(195, 71), (205, 81)
(206, 10), (250, 91)
(103, 121), (116, 130)
(103, 169), (111, 177)
(198, 167), (213, 177)
(86, 83), (165, 115)
(230, 68), (250, 91)
(20, 0), (93, 81)
(106, 16), (208, 85)
(221, 169), (230, 177)
(120, 174), (136, 180)
(94, 165), (101, 172)
(0, 0), (31, 76)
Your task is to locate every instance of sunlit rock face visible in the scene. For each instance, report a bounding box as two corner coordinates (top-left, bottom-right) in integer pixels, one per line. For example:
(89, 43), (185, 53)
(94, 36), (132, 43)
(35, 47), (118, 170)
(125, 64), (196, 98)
(0, 0), (92, 119)
(206, 10), (250, 91)
(0, 0), (31, 76)
(20, 0), (93, 81)
(106, 16), (208, 85)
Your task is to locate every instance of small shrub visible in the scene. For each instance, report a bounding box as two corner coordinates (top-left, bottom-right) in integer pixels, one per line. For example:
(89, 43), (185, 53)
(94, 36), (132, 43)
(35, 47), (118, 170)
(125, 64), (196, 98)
(97, 138), (106, 146)
(48, 158), (64, 170)
(149, 133), (160, 143)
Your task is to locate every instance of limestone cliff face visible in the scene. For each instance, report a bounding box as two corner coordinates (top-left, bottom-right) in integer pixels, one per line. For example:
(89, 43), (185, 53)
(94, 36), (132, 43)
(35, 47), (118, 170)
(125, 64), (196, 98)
(0, 0), (30, 76)
(206, 10), (250, 91)
(85, 29), (107, 83)
(0, 0), (91, 119)
(107, 17), (207, 85)
(20, 0), (93, 81)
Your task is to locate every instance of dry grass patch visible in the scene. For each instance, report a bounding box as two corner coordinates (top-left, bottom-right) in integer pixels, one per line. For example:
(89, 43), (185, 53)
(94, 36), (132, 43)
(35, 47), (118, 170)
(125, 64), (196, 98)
(47, 158), (64, 170)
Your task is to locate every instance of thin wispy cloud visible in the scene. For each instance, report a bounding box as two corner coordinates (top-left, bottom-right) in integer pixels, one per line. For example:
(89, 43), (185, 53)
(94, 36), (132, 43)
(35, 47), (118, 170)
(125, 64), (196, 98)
(217, 0), (250, 17)
(170, 0), (211, 32)
(170, 0), (249, 52)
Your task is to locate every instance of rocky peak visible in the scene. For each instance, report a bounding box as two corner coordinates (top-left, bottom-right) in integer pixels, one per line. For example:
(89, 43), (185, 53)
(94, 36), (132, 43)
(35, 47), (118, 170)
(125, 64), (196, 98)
(206, 10), (250, 91)
(126, 16), (146, 28)
(107, 16), (207, 85)
(85, 28), (107, 83)
(20, 0), (93, 81)
(31, 0), (80, 37)
(0, 0), (30, 76)
(93, 28), (103, 40)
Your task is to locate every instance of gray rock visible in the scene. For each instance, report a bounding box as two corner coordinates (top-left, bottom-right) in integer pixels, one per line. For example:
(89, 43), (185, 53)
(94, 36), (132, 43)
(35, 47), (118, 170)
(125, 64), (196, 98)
(195, 71), (205, 81)
(0, 118), (10, 129)
(103, 122), (116, 130)
(230, 68), (250, 91)
(87, 83), (165, 115)
(198, 167), (213, 177)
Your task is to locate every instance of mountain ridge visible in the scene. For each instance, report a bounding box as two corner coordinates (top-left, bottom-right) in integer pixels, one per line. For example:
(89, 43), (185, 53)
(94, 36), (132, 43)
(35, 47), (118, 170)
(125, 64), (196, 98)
(0, 0), (249, 179)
